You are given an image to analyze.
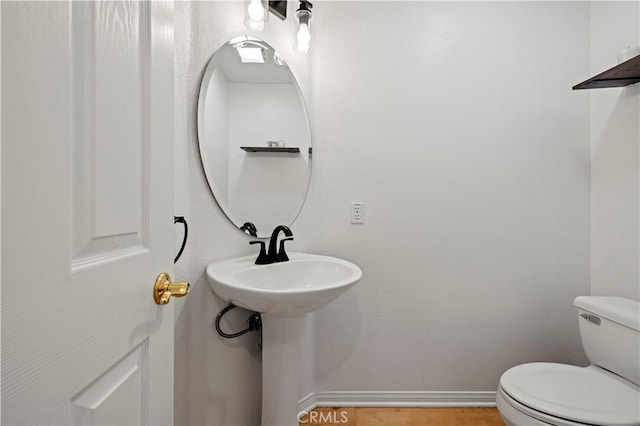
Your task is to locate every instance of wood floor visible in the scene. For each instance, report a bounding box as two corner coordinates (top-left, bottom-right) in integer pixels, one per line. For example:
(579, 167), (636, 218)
(299, 407), (505, 426)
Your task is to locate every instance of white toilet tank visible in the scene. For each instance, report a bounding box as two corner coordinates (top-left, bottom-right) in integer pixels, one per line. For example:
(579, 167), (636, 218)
(574, 296), (640, 386)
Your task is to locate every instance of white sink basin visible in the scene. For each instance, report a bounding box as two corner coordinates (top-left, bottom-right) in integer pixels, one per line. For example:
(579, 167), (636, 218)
(206, 252), (362, 315)
(207, 252), (362, 425)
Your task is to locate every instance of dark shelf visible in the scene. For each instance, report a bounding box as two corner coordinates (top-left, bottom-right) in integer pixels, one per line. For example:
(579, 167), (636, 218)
(240, 146), (300, 153)
(573, 54), (640, 90)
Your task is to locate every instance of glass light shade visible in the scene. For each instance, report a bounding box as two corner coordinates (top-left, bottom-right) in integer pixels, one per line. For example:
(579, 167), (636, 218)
(294, 9), (311, 53)
(245, 0), (268, 31)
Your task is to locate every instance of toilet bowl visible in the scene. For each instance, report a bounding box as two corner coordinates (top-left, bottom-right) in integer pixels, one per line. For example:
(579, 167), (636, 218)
(497, 296), (640, 426)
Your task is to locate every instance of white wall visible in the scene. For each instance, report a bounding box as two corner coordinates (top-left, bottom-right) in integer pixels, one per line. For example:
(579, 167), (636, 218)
(300, 1), (591, 396)
(173, 2), (311, 425)
(174, 1), (594, 424)
(590, 1), (640, 300)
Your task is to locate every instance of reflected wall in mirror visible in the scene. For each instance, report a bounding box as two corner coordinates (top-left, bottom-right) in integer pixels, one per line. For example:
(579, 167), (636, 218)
(197, 36), (312, 238)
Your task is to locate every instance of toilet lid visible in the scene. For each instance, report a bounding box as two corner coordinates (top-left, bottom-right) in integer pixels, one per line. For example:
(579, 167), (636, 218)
(500, 363), (640, 426)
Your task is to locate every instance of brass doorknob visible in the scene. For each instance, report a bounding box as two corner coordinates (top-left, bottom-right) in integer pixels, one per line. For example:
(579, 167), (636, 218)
(154, 272), (189, 305)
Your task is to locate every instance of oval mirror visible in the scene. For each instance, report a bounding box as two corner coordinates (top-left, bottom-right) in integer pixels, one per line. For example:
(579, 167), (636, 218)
(197, 36), (312, 238)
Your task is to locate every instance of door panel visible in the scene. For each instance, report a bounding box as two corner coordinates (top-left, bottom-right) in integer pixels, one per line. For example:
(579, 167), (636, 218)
(71, 341), (148, 426)
(1, 1), (175, 424)
(72, 0), (147, 262)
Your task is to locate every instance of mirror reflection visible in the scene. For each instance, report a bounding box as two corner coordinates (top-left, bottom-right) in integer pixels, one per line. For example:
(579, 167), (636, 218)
(197, 37), (312, 238)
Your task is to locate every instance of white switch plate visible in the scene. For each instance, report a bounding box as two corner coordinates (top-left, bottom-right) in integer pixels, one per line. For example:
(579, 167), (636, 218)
(350, 202), (364, 224)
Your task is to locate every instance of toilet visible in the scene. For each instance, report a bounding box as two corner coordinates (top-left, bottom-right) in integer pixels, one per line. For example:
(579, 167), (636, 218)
(496, 296), (640, 426)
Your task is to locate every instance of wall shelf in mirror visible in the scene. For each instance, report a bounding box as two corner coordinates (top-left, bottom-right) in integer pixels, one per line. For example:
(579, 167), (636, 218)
(240, 146), (300, 153)
(573, 54), (640, 90)
(197, 36), (312, 238)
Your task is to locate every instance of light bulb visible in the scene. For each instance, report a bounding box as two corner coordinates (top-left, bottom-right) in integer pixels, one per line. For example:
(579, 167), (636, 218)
(245, 0), (267, 31)
(247, 0), (264, 21)
(295, 23), (311, 53)
(294, 6), (312, 54)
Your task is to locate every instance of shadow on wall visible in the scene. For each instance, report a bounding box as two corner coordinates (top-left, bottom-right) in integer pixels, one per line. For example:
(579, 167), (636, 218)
(312, 289), (362, 385)
(592, 85), (640, 164)
(174, 275), (262, 426)
(590, 83), (640, 300)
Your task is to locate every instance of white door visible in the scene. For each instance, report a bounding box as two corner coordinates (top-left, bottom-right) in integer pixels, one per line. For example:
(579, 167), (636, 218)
(2, 1), (178, 424)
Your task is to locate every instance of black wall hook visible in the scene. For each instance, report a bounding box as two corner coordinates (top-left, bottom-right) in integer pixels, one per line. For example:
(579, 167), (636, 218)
(174, 216), (188, 263)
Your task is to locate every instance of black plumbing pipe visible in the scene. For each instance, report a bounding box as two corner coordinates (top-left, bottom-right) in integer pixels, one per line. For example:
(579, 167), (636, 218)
(215, 303), (262, 338)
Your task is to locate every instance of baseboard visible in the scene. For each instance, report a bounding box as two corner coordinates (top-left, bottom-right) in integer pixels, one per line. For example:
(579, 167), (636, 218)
(298, 391), (497, 413)
(298, 393), (318, 415)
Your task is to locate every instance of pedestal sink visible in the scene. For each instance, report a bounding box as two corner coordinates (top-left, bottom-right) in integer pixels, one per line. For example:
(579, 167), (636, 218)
(206, 252), (362, 426)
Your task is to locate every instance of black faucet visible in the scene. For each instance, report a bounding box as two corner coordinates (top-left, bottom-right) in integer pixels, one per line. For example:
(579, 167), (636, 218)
(250, 225), (294, 265)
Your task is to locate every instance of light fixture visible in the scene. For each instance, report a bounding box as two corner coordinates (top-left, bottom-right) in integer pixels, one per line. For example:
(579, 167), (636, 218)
(269, 0), (288, 20)
(242, 1), (313, 55)
(294, 1), (312, 54)
(245, 0), (268, 31)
